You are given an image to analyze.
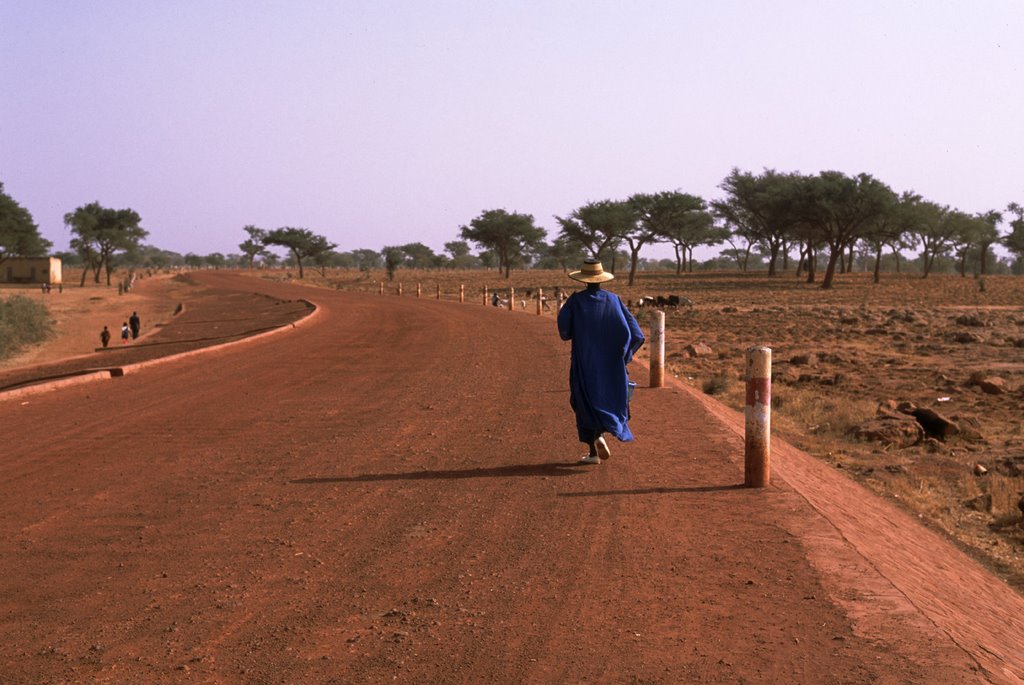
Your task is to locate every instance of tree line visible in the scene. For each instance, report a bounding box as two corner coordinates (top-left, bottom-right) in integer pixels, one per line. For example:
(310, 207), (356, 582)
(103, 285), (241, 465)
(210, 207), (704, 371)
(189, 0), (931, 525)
(3, 170), (1024, 288)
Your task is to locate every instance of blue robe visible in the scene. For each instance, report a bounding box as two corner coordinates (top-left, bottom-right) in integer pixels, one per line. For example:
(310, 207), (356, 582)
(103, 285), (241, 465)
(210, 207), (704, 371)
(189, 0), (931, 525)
(557, 286), (645, 443)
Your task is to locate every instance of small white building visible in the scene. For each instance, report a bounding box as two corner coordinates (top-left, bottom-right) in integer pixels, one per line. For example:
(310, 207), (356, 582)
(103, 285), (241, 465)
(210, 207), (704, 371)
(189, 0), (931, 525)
(1, 257), (63, 285)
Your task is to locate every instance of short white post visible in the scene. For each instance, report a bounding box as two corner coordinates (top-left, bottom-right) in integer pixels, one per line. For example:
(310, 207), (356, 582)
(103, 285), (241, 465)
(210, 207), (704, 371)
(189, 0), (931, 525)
(398, 282), (403, 296)
(649, 310), (665, 388)
(416, 283), (421, 298)
(436, 284), (441, 300)
(483, 286), (488, 305)
(536, 288), (543, 315)
(508, 287), (515, 311)
(459, 284), (465, 303)
(379, 282), (384, 296)
(745, 346), (772, 488)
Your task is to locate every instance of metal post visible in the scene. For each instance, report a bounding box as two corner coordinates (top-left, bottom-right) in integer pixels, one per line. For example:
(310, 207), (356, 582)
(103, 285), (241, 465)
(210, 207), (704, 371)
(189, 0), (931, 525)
(649, 310), (665, 388)
(745, 346), (772, 488)
(459, 284), (465, 303)
(508, 287), (515, 311)
(536, 288), (543, 315)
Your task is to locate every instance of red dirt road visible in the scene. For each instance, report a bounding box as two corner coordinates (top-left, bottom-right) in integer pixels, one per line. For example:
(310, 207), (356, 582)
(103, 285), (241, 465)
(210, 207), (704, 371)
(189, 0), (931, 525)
(2, 272), (1022, 684)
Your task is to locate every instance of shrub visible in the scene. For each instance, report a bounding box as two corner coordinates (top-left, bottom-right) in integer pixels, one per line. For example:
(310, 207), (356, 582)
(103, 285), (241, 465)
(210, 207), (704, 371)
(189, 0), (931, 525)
(0, 295), (54, 360)
(702, 371), (733, 395)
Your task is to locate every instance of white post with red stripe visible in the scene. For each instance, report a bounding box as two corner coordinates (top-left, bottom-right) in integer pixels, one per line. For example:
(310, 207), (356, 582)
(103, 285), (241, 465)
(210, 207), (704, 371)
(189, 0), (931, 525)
(745, 346), (772, 488)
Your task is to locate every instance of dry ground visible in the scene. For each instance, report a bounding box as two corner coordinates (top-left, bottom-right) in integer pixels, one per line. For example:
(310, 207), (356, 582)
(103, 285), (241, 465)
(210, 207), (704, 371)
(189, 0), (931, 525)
(298, 267), (1024, 589)
(5, 270), (1023, 683)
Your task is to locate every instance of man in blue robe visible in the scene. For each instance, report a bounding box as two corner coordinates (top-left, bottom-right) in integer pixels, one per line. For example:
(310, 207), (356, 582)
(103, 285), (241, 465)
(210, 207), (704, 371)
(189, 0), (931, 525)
(557, 258), (645, 464)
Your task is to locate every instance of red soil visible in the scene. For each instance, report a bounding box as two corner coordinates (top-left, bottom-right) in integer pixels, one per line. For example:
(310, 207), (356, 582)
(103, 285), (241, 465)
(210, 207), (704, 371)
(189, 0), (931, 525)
(1, 271), (1022, 684)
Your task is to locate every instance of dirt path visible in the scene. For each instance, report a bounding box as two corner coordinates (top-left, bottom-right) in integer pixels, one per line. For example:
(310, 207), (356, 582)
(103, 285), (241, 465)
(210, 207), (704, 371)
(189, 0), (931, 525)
(1, 272), (1021, 684)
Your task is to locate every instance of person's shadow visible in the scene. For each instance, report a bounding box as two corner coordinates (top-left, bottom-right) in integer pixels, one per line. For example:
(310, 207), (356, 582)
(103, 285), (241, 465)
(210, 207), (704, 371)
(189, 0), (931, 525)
(290, 462), (589, 484)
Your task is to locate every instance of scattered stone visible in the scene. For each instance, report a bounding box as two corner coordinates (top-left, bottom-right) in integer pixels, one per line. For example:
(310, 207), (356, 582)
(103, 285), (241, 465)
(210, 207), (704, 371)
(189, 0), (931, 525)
(951, 415), (985, 443)
(910, 407), (960, 440)
(851, 416), (923, 448)
(877, 399), (901, 417)
(955, 314), (986, 327)
(973, 463), (988, 476)
(896, 401), (919, 415)
(977, 377), (1008, 395)
(684, 342), (714, 358)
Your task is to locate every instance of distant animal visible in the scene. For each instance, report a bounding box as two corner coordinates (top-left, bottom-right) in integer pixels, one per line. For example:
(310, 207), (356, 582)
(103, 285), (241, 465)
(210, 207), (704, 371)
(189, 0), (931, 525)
(639, 294), (693, 309)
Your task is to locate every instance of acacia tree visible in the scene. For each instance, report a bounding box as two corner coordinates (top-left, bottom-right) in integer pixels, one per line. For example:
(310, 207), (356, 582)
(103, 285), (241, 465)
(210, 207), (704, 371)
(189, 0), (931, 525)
(444, 240), (477, 269)
(634, 191), (721, 274)
(239, 225), (268, 269)
(542, 235), (587, 271)
(798, 171), (895, 289)
(1005, 203), (1024, 271)
(64, 202), (147, 286)
(555, 200), (632, 265)
(910, 201), (962, 278)
(861, 191), (918, 283)
(400, 242), (437, 269)
(264, 227), (336, 279)
(973, 210), (1002, 276)
(948, 212), (997, 277)
(0, 183), (51, 270)
(381, 246), (404, 281)
(460, 209), (546, 278)
(712, 169), (802, 276)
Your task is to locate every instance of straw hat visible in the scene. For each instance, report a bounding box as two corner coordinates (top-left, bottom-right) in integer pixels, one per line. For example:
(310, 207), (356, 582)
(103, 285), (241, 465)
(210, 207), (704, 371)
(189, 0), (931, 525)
(569, 258), (615, 283)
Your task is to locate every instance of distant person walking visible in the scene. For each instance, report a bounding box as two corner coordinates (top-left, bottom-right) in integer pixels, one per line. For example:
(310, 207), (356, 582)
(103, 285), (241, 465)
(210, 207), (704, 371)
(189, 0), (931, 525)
(100, 326), (111, 348)
(129, 311), (141, 339)
(120, 322), (130, 344)
(557, 258), (645, 464)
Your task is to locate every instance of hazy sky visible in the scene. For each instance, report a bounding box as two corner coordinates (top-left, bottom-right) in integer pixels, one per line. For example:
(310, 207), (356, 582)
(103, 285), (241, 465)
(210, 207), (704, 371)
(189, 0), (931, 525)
(2, 1), (1022, 261)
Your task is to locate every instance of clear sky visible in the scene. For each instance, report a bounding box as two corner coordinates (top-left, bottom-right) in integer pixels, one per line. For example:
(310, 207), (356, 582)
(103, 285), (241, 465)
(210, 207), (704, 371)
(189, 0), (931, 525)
(2, 1), (1022, 261)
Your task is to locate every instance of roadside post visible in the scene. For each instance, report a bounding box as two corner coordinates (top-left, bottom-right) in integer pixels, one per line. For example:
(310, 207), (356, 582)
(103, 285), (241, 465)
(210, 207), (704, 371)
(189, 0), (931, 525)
(436, 284), (441, 300)
(416, 283), (421, 298)
(745, 346), (772, 488)
(379, 282), (384, 296)
(398, 282), (403, 296)
(483, 286), (488, 305)
(649, 310), (665, 388)
(508, 287), (515, 311)
(536, 288), (543, 315)
(460, 284), (465, 303)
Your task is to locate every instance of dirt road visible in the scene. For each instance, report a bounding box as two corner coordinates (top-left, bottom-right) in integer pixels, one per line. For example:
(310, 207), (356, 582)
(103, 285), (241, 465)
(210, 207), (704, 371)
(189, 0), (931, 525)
(2, 272), (1021, 683)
